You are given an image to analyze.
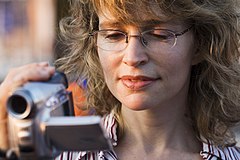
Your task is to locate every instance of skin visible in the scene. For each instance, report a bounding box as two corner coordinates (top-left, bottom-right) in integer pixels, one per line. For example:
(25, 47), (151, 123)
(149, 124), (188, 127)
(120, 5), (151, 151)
(98, 12), (203, 159)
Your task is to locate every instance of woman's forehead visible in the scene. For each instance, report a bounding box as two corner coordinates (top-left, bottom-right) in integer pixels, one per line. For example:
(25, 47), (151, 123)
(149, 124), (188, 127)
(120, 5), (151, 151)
(94, 1), (173, 24)
(98, 9), (168, 24)
(98, 9), (184, 29)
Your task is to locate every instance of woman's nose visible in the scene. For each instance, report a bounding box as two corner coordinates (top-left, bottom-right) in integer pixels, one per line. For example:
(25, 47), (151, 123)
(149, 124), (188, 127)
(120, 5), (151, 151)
(122, 36), (149, 67)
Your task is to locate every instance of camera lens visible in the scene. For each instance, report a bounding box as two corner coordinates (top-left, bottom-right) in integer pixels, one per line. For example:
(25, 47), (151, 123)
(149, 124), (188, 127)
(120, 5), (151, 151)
(7, 90), (33, 119)
(8, 95), (27, 114)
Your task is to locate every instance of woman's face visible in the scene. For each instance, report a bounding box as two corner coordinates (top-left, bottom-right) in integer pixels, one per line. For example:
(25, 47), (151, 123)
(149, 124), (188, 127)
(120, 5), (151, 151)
(97, 12), (198, 111)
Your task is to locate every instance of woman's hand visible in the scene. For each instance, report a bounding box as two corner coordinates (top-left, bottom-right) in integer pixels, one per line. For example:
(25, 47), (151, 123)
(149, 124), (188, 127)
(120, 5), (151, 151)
(0, 62), (55, 150)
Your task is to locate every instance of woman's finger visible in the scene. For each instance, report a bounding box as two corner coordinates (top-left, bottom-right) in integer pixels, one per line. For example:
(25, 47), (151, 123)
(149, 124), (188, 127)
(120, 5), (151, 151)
(0, 62), (55, 115)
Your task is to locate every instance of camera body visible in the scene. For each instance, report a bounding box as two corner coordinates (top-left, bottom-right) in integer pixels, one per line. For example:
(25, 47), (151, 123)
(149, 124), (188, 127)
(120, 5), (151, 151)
(7, 72), (74, 159)
(7, 72), (111, 160)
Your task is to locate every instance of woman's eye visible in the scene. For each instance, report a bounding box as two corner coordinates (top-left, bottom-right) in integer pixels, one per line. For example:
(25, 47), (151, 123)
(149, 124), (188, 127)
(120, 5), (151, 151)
(147, 30), (173, 41)
(104, 32), (125, 41)
(106, 34), (125, 41)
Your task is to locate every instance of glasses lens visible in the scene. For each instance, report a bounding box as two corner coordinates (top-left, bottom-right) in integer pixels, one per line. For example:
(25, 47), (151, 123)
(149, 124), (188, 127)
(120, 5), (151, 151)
(95, 30), (127, 51)
(142, 29), (176, 50)
(92, 29), (177, 52)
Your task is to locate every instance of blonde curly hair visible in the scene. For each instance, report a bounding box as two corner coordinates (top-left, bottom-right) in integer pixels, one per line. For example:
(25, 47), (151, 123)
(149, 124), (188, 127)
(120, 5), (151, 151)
(55, 0), (240, 147)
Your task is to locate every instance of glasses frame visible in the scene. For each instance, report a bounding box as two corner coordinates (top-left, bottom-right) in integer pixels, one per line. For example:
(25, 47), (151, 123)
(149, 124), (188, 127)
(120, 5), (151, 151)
(89, 25), (193, 51)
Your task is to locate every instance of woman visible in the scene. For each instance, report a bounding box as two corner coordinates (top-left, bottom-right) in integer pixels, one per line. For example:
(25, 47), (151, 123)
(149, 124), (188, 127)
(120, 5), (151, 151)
(1, 0), (240, 159)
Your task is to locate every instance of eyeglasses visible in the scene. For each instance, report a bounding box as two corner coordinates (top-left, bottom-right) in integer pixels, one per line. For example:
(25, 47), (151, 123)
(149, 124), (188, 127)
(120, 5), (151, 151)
(89, 26), (192, 52)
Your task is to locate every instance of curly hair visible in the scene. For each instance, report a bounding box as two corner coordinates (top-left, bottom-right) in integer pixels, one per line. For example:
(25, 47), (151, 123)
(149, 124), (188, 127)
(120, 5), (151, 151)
(55, 0), (240, 147)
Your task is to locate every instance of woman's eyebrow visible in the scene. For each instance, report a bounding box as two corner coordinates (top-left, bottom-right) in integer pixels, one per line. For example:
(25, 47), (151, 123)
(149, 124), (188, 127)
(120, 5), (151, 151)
(99, 21), (123, 29)
(141, 20), (165, 25)
(99, 19), (172, 30)
(141, 20), (181, 29)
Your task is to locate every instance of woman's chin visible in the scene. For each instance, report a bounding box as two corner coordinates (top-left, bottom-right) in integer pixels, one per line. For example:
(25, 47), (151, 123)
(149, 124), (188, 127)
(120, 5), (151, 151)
(121, 99), (153, 111)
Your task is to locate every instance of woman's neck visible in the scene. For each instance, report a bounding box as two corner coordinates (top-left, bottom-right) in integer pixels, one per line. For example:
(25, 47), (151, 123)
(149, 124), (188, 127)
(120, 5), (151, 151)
(115, 105), (202, 159)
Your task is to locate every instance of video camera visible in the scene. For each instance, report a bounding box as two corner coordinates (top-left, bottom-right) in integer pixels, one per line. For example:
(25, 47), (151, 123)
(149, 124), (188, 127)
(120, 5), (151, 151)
(6, 72), (111, 160)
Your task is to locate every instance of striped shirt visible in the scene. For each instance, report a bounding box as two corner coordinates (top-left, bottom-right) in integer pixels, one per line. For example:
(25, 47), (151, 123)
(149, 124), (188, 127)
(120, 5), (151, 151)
(56, 113), (240, 160)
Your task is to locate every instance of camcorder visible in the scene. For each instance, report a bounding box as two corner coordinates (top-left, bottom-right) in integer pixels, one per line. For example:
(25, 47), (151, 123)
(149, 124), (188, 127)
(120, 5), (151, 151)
(6, 72), (111, 160)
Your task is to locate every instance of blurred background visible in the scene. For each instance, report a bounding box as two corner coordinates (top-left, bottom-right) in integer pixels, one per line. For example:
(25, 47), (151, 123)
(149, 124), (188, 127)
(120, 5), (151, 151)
(0, 0), (239, 147)
(0, 0), (69, 81)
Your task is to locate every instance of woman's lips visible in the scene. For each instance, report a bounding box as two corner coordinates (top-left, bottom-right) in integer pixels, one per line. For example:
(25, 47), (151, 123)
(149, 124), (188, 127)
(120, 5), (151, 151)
(121, 75), (157, 90)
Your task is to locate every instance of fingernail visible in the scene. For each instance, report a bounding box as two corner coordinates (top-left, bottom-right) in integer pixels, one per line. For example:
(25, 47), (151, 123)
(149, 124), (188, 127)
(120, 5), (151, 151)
(38, 61), (49, 66)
